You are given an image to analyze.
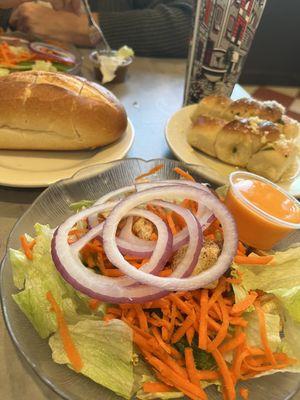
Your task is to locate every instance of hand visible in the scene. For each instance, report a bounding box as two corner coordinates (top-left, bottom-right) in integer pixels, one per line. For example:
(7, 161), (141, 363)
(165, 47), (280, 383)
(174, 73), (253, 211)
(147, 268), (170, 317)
(9, 3), (94, 46)
(1, 0), (81, 14)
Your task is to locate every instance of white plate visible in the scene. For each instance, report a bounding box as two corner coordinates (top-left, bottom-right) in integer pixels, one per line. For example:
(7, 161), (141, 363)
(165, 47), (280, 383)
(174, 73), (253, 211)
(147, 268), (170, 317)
(165, 105), (300, 197)
(0, 120), (134, 188)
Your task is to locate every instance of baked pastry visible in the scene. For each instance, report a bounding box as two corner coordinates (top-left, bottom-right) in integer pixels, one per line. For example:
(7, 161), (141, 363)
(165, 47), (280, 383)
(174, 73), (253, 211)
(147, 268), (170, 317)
(0, 71), (127, 150)
(187, 95), (299, 182)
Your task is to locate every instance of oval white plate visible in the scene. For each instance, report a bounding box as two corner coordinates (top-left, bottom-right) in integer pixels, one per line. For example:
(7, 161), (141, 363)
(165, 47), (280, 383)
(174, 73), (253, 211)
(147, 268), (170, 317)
(0, 119), (134, 188)
(165, 105), (300, 197)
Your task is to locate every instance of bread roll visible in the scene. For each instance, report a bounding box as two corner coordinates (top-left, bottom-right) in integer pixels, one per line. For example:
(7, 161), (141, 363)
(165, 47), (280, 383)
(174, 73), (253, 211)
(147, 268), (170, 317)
(214, 119), (263, 167)
(224, 98), (285, 122)
(0, 71), (127, 150)
(247, 144), (296, 182)
(187, 95), (299, 182)
(191, 95), (232, 123)
(188, 116), (227, 157)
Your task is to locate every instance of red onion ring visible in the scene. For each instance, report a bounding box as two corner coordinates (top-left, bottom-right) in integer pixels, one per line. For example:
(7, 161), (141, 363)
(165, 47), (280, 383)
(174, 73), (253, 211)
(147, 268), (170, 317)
(118, 180), (215, 255)
(88, 186), (135, 228)
(51, 200), (199, 302)
(103, 185), (237, 291)
(72, 208), (173, 280)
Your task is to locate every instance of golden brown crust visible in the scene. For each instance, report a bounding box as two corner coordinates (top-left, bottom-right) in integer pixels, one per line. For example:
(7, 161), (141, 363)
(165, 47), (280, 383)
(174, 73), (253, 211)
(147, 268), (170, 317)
(191, 95), (233, 122)
(188, 116), (227, 157)
(224, 98), (285, 122)
(0, 71), (127, 150)
(187, 95), (299, 181)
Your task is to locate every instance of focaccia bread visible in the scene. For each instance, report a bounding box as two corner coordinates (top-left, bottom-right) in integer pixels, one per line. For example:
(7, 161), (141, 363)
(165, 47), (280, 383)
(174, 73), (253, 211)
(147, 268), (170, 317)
(188, 95), (299, 182)
(0, 71), (128, 150)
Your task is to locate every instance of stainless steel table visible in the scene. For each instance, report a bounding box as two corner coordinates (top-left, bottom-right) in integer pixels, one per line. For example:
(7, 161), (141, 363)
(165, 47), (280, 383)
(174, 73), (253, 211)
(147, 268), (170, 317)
(0, 54), (273, 400)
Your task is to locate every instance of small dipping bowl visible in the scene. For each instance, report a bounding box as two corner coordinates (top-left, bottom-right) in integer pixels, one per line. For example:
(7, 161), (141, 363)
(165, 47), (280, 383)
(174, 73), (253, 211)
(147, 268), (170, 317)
(89, 50), (132, 84)
(225, 171), (300, 250)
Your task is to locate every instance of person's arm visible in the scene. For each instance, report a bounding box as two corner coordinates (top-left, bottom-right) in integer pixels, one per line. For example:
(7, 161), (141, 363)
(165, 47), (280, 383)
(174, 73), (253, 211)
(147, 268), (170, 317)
(98, 1), (193, 58)
(89, 0), (135, 13)
(0, 0), (81, 12)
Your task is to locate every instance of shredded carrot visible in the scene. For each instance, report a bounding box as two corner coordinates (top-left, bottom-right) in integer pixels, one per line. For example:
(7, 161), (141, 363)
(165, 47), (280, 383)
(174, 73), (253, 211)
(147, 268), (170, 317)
(46, 291), (83, 372)
(184, 347), (201, 386)
(150, 232), (158, 241)
(143, 352), (207, 400)
(169, 294), (191, 314)
(208, 296), (229, 352)
(166, 213), (177, 235)
(226, 276), (243, 285)
(229, 317), (248, 328)
(132, 332), (157, 353)
(198, 289), (208, 350)
(231, 292), (258, 315)
(124, 255), (144, 261)
(233, 348), (249, 381)
(210, 345), (236, 400)
(234, 255), (273, 265)
(134, 305), (148, 331)
(20, 235), (35, 260)
(162, 353), (189, 379)
(239, 387), (249, 400)
(106, 307), (121, 316)
(254, 302), (276, 366)
(173, 167), (195, 182)
(104, 268), (124, 277)
(159, 269), (173, 277)
(103, 313), (115, 322)
(219, 332), (246, 354)
(171, 310), (196, 343)
(143, 381), (173, 393)
(135, 164), (164, 181)
(96, 251), (105, 270)
(168, 303), (177, 339)
(88, 299), (100, 310)
(186, 326), (195, 346)
(152, 327), (172, 355)
(146, 204), (167, 222)
(207, 316), (222, 332)
(211, 302), (222, 320)
(196, 370), (219, 381)
(207, 278), (226, 309)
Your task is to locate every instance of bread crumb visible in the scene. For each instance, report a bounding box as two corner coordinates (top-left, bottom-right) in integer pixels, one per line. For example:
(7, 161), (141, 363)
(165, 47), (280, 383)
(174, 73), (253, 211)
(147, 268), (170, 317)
(132, 217), (154, 240)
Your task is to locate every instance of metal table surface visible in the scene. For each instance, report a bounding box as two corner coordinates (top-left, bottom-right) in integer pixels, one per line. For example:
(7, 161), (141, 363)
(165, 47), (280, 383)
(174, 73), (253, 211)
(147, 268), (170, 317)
(0, 53), (285, 400)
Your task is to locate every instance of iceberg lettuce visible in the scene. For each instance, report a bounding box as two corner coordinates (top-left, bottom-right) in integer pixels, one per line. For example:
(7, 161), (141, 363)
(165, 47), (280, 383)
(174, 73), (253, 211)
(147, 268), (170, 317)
(49, 319), (135, 399)
(11, 224), (94, 338)
(233, 246), (300, 322)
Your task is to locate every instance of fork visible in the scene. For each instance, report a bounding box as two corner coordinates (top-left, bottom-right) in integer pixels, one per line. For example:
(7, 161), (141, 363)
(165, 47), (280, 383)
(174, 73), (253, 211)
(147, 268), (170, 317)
(81, 0), (111, 54)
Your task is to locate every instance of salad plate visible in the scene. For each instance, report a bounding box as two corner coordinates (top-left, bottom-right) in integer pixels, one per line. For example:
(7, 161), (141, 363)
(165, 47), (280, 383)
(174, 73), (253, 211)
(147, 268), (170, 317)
(165, 105), (300, 198)
(0, 119), (134, 188)
(1, 158), (300, 400)
(0, 32), (81, 75)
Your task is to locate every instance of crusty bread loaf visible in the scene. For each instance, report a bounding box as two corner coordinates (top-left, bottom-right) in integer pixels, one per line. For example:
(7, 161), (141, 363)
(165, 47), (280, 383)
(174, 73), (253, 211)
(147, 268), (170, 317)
(188, 95), (299, 182)
(0, 71), (128, 150)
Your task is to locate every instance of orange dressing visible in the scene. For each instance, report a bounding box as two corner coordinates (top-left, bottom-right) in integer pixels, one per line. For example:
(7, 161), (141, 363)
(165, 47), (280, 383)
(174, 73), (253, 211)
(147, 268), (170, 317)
(234, 178), (300, 224)
(225, 175), (300, 250)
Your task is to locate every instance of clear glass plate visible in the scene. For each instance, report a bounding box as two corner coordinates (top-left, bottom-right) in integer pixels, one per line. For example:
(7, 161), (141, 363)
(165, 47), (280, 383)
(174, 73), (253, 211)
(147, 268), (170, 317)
(1, 158), (300, 400)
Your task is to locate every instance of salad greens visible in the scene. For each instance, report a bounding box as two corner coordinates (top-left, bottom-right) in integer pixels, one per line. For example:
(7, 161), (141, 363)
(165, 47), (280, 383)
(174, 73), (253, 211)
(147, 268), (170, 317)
(9, 221), (300, 399)
(49, 319), (135, 399)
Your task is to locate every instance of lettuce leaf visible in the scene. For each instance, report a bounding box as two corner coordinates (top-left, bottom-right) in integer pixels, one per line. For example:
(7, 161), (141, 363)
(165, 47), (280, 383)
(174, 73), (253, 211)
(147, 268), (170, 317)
(49, 319), (134, 399)
(233, 246), (300, 322)
(245, 311), (282, 352)
(69, 200), (94, 212)
(9, 248), (30, 290)
(11, 224), (95, 338)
